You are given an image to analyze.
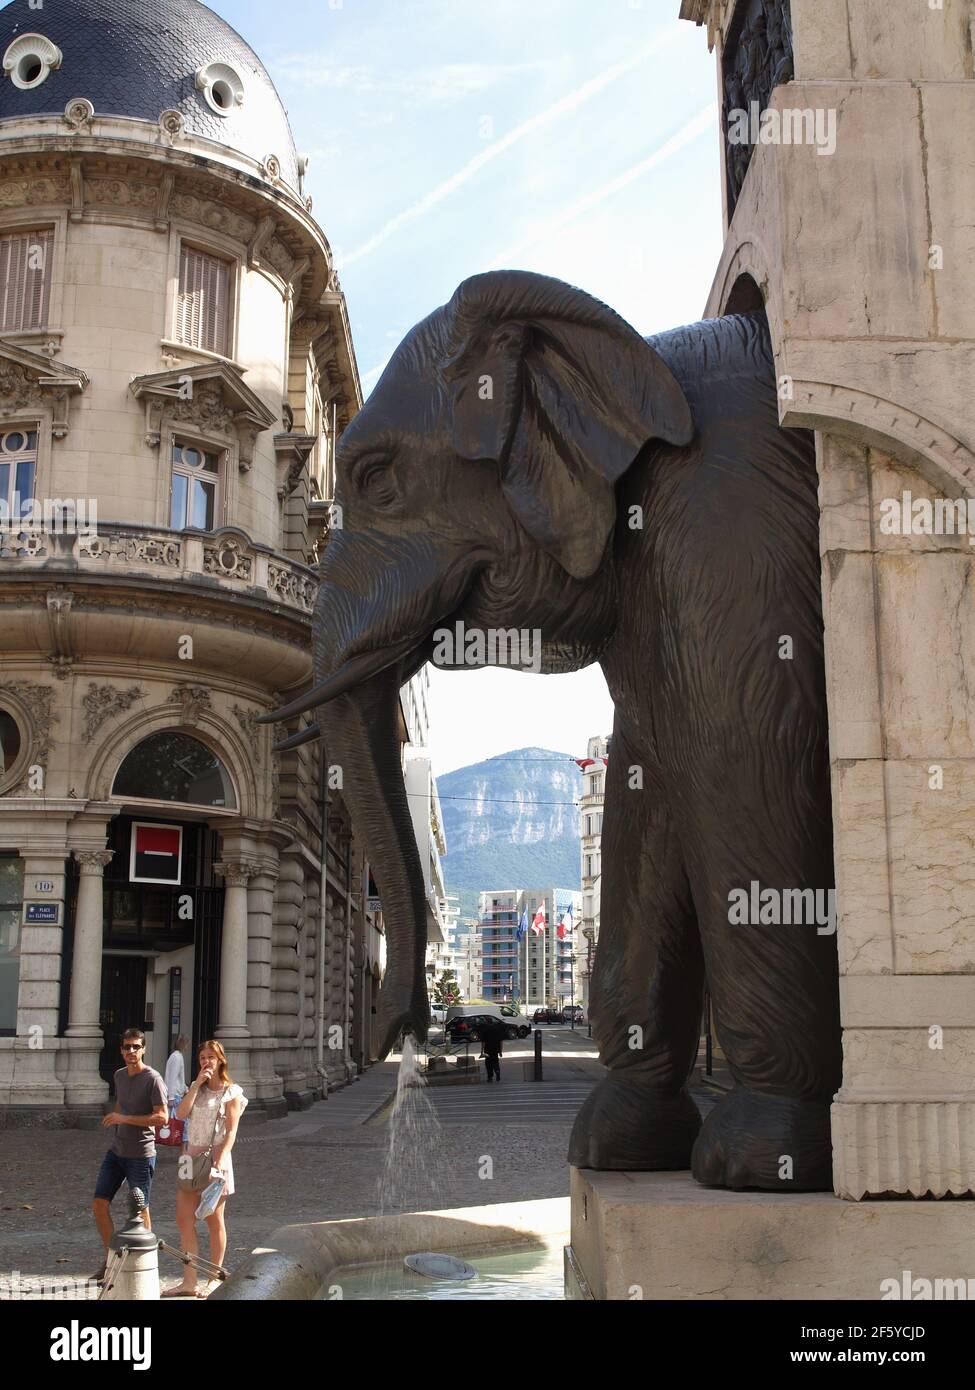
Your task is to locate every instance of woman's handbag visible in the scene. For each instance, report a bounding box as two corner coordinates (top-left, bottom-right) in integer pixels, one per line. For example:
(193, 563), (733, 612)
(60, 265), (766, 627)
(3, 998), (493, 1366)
(155, 1096), (185, 1148)
(177, 1086), (227, 1192)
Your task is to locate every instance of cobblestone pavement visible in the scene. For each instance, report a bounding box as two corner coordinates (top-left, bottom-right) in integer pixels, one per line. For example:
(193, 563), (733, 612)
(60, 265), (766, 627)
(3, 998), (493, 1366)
(0, 1029), (720, 1298)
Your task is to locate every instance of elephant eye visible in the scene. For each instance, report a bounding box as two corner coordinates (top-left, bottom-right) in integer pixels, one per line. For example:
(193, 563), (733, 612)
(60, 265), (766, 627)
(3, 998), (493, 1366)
(355, 458), (398, 507)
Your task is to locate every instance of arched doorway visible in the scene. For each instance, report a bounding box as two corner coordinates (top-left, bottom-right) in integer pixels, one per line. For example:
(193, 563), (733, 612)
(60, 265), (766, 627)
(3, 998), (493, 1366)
(93, 732), (237, 1085)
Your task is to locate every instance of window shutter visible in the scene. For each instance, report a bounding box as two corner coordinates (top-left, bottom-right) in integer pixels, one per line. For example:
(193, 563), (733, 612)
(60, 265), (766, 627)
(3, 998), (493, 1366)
(0, 229), (53, 332)
(177, 246), (230, 355)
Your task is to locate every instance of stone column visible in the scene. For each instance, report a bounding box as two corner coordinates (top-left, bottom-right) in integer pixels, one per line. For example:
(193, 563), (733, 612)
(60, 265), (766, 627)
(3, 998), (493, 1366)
(819, 434), (975, 1198)
(66, 851), (113, 1037)
(214, 860), (254, 1041)
(246, 863), (278, 1039)
(10, 850), (68, 1108)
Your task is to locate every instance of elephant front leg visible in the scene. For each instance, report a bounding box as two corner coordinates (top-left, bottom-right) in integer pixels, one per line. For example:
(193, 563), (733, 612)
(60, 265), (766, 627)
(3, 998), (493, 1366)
(568, 735), (705, 1170)
(675, 740), (841, 1193)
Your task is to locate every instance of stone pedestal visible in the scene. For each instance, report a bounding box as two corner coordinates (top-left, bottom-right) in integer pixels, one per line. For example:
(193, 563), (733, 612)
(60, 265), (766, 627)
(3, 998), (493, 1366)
(568, 1169), (975, 1301)
(682, 0), (975, 1199)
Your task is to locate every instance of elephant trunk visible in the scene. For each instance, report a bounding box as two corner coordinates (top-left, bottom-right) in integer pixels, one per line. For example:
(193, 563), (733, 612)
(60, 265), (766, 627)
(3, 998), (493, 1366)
(324, 664), (430, 1058)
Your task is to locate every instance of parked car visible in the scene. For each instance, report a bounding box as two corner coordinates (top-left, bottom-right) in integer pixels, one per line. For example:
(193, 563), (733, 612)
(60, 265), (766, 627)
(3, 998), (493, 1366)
(562, 1005), (584, 1021)
(445, 1003), (532, 1040)
(430, 1004), (447, 1024)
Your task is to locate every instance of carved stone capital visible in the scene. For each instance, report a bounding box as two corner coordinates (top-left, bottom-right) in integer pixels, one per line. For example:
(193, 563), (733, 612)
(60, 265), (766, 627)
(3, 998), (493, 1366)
(214, 859), (257, 887)
(75, 849), (114, 875)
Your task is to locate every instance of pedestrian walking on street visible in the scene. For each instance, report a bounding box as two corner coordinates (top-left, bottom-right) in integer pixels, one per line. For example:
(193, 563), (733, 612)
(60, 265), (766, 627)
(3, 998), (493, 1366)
(91, 1027), (168, 1284)
(480, 1021), (503, 1084)
(164, 1034), (188, 1107)
(163, 1040), (247, 1298)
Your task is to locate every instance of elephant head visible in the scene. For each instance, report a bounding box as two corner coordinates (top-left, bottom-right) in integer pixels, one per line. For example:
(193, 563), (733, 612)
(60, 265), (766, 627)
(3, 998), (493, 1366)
(263, 271), (693, 1057)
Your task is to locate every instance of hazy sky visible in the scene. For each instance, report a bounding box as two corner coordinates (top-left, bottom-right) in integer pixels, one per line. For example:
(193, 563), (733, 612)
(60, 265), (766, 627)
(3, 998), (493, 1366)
(212, 0), (723, 774)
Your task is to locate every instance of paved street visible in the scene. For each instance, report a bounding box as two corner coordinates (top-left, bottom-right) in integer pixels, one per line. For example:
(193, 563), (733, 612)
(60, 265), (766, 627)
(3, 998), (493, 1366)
(0, 1028), (721, 1298)
(0, 1028), (602, 1296)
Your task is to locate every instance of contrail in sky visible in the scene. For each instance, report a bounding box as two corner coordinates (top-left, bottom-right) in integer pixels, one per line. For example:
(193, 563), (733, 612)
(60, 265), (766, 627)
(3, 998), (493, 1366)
(485, 104), (718, 268)
(357, 104), (716, 391)
(339, 25), (685, 270)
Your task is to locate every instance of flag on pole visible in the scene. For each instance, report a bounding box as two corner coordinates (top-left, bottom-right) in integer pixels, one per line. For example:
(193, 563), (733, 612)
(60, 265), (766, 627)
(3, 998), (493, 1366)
(516, 908), (529, 940)
(531, 906), (546, 936)
(557, 905), (574, 938)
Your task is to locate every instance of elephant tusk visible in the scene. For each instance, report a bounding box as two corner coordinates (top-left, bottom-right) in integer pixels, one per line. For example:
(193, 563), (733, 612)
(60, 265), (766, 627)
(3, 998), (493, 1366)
(272, 724), (321, 752)
(257, 647), (405, 725)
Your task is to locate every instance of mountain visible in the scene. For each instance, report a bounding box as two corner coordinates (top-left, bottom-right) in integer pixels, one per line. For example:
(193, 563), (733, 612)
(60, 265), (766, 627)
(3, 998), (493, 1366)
(437, 747), (582, 921)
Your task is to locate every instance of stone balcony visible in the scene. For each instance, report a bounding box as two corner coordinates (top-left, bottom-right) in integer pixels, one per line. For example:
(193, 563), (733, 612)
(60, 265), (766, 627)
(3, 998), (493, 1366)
(0, 521), (317, 617)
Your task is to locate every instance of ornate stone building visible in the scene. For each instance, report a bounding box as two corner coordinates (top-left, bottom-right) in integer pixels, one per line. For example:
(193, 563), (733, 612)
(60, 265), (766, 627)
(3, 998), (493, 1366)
(0, 0), (377, 1122)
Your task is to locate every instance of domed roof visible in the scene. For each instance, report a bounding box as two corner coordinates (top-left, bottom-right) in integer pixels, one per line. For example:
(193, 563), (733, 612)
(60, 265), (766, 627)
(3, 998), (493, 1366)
(0, 0), (300, 188)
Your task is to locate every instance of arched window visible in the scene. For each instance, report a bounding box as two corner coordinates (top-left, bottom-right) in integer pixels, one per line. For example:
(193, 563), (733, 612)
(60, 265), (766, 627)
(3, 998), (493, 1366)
(0, 708), (21, 776)
(112, 732), (237, 810)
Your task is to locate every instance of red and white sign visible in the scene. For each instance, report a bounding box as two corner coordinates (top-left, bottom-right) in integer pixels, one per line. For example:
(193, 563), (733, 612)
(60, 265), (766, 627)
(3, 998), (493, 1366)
(129, 822), (183, 885)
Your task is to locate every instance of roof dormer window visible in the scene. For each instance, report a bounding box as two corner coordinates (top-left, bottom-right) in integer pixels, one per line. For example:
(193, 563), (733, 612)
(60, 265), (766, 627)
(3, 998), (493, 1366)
(195, 61), (244, 117)
(3, 34), (63, 91)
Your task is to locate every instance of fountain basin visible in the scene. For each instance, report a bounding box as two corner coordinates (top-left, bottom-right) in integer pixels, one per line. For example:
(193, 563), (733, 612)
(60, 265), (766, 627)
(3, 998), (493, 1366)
(211, 1197), (569, 1301)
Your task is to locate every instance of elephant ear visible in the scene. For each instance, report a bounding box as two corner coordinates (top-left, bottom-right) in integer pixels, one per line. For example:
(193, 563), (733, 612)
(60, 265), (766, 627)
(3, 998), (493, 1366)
(443, 270), (693, 579)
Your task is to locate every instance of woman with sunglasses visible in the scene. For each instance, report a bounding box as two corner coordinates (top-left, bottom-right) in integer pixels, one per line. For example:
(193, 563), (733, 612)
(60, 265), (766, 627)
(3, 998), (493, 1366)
(162, 1039), (247, 1298)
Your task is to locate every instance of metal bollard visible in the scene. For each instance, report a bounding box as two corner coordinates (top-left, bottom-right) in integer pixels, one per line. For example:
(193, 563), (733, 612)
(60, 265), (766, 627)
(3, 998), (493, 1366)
(101, 1187), (160, 1301)
(533, 1028), (543, 1082)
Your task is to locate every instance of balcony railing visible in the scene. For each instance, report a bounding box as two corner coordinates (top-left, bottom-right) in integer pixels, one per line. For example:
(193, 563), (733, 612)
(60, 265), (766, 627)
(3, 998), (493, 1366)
(0, 521), (318, 617)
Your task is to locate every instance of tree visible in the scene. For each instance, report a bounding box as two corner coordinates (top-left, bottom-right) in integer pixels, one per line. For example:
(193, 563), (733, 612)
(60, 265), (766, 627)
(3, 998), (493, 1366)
(433, 969), (461, 1005)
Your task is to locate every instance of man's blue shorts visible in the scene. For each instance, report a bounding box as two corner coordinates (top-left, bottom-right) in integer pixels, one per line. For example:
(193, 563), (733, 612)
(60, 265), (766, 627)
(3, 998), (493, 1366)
(94, 1151), (156, 1206)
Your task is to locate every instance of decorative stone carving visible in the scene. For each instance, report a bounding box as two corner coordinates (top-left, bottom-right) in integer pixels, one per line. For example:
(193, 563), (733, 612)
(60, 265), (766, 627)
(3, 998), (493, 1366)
(274, 432), (316, 499)
(0, 177), (71, 208)
(3, 34), (63, 89)
(247, 214), (276, 268)
(722, 0), (794, 215)
(85, 179), (158, 210)
(261, 154), (282, 184)
(214, 859), (257, 888)
(130, 364), (276, 466)
(167, 684), (212, 727)
(170, 191), (255, 243)
(263, 237), (295, 282)
(83, 683), (143, 743)
(75, 849), (114, 875)
(0, 344), (88, 436)
(63, 98), (94, 131)
(232, 704), (263, 762)
(169, 381), (236, 436)
(0, 530), (48, 560)
(79, 529), (181, 567)
(155, 171), (175, 231)
(69, 159), (84, 221)
(204, 535), (253, 580)
(46, 587), (74, 679)
(0, 681), (56, 784)
(267, 564), (316, 612)
(0, 364), (43, 412)
(159, 109), (185, 142)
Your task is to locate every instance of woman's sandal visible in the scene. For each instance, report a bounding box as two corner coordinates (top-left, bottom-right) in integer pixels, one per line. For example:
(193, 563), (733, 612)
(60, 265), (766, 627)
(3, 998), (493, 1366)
(161, 1285), (198, 1298)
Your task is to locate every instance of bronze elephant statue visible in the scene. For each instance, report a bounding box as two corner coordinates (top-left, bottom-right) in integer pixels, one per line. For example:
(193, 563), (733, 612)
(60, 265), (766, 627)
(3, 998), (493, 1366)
(262, 270), (841, 1191)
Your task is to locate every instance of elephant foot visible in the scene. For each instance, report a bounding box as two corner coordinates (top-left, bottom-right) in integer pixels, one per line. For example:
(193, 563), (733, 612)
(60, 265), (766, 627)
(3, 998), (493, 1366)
(691, 1088), (833, 1192)
(568, 1073), (701, 1170)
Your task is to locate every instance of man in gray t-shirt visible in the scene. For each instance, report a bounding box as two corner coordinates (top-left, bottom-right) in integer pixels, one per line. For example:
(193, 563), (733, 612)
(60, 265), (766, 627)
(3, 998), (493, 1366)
(91, 1028), (168, 1283)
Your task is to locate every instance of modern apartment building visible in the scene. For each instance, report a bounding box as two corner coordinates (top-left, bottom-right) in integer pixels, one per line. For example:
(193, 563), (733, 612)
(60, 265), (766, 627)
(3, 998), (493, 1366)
(577, 735), (608, 1012)
(477, 887), (582, 1009)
